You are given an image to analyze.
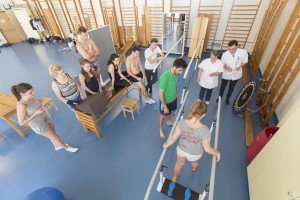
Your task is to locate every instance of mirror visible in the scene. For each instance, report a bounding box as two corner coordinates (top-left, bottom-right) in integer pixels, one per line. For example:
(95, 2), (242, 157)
(162, 13), (186, 54)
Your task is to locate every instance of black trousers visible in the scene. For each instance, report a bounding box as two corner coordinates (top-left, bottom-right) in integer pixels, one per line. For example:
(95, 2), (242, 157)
(219, 78), (239, 100)
(199, 87), (213, 101)
(145, 69), (158, 89)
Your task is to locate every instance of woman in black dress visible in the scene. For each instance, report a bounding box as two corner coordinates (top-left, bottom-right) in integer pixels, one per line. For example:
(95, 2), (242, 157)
(107, 54), (131, 91)
(79, 59), (102, 96)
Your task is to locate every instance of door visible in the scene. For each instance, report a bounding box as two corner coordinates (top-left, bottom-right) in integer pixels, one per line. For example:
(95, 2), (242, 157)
(0, 11), (21, 43)
(6, 9), (27, 41)
(13, 8), (40, 39)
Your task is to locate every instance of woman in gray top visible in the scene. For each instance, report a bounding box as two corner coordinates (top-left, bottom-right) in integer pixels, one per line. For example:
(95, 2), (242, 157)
(11, 83), (78, 152)
(163, 100), (220, 182)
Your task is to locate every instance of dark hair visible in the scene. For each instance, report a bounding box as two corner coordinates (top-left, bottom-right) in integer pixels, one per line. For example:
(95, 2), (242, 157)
(150, 38), (158, 43)
(228, 40), (238, 47)
(80, 59), (96, 82)
(131, 46), (141, 53)
(77, 26), (87, 34)
(173, 58), (187, 69)
(11, 83), (33, 101)
(107, 53), (120, 66)
(211, 50), (220, 57)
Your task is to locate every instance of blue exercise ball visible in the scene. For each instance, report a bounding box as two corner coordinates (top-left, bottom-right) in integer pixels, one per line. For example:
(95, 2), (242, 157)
(25, 187), (65, 200)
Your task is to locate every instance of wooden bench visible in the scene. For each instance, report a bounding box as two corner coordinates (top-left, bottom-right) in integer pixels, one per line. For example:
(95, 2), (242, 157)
(74, 86), (140, 138)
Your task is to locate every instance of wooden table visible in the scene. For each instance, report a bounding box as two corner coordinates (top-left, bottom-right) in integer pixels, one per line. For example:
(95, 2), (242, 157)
(0, 93), (58, 138)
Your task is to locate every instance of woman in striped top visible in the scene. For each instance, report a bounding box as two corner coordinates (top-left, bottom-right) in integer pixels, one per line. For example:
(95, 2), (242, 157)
(50, 65), (84, 109)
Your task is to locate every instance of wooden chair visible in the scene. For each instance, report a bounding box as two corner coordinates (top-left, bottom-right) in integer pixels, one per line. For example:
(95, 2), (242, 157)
(122, 98), (139, 120)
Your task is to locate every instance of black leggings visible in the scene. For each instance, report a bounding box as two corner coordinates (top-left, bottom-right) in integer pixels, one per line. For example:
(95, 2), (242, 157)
(199, 87), (213, 101)
(219, 78), (239, 100)
(145, 69), (158, 89)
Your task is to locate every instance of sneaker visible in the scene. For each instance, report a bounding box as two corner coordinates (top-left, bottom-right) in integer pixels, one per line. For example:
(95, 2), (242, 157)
(66, 145), (78, 153)
(205, 101), (209, 105)
(55, 143), (67, 151)
(226, 98), (230, 105)
(192, 168), (197, 173)
(149, 98), (156, 104)
(145, 99), (154, 104)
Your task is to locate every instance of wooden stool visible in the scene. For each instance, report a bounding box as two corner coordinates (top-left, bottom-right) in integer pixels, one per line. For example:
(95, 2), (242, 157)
(41, 97), (59, 115)
(122, 98), (139, 120)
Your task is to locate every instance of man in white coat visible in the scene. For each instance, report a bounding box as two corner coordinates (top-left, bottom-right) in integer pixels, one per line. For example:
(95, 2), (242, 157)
(218, 40), (248, 105)
(197, 50), (223, 105)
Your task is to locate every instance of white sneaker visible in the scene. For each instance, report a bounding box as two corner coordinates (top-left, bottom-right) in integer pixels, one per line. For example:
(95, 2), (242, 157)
(145, 99), (154, 104)
(66, 145), (78, 153)
(205, 101), (210, 105)
(149, 98), (156, 104)
(55, 143), (69, 151)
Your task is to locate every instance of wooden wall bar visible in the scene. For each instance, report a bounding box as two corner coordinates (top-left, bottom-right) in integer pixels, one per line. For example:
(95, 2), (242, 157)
(198, 0), (224, 50)
(249, 0), (288, 78)
(221, 1), (261, 50)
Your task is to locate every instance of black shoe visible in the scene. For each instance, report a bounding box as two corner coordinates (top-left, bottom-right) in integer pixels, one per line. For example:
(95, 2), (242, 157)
(149, 87), (152, 94)
(216, 96), (221, 102)
(226, 98), (230, 105)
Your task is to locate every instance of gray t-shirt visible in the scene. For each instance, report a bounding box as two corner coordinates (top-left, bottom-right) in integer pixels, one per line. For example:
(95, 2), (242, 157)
(177, 119), (210, 155)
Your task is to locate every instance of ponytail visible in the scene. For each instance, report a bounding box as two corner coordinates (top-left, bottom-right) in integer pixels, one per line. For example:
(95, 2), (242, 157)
(11, 83), (33, 101)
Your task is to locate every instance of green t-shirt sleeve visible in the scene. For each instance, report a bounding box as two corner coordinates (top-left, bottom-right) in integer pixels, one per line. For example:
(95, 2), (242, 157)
(159, 74), (167, 90)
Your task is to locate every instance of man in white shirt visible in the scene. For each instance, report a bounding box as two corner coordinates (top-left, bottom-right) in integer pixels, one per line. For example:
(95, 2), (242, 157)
(197, 50), (224, 105)
(218, 40), (248, 105)
(144, 38), (164, 94)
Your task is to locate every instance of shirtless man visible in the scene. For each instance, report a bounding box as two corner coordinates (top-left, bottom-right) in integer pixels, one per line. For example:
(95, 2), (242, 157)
(76, 26), (101, 78)
(126, 46), (155, 104)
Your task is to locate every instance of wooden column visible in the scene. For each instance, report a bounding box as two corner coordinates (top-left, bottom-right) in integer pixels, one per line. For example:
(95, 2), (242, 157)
(89, 0), (98, 28)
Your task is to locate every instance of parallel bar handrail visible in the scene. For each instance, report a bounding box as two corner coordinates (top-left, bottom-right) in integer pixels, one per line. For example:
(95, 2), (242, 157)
(183, 37), (203, 80)
(153, 34), (185, 73)
(208, 96), (222, 200)
(180, 38), (203, 104)
(144, 91), (189, 200)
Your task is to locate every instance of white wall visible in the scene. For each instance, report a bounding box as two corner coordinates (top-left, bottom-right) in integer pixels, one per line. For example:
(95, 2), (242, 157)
(258, 0), (300, 120)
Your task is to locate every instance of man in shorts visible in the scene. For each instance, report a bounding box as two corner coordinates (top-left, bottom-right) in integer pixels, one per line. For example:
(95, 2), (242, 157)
(76, 26), (101, 78)
(126, 46), (155, 104)
(159, 58), (187, 138)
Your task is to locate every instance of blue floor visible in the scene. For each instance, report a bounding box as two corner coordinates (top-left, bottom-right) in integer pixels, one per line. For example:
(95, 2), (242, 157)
(0, 42), (275, 200)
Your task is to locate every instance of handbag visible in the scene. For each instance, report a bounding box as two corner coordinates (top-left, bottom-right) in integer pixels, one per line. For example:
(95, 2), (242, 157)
(75, 93), (109, 116)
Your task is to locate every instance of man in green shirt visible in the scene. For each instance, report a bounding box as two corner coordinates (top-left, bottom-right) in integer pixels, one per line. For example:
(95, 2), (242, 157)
(159, 58), (187, 138)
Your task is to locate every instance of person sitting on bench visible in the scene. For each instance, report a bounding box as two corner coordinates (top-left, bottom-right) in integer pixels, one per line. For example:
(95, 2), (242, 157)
(126, 46), (155, 104)
(79, 59), (102, 96)
(108, 53), (131, 91)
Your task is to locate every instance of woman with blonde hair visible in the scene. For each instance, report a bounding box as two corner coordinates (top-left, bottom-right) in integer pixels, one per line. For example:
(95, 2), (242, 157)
(163, 100), (220, 182)
(49, 65), (84, 109)
(79, 59), (102, 96)
(11, 83), (78, 152)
